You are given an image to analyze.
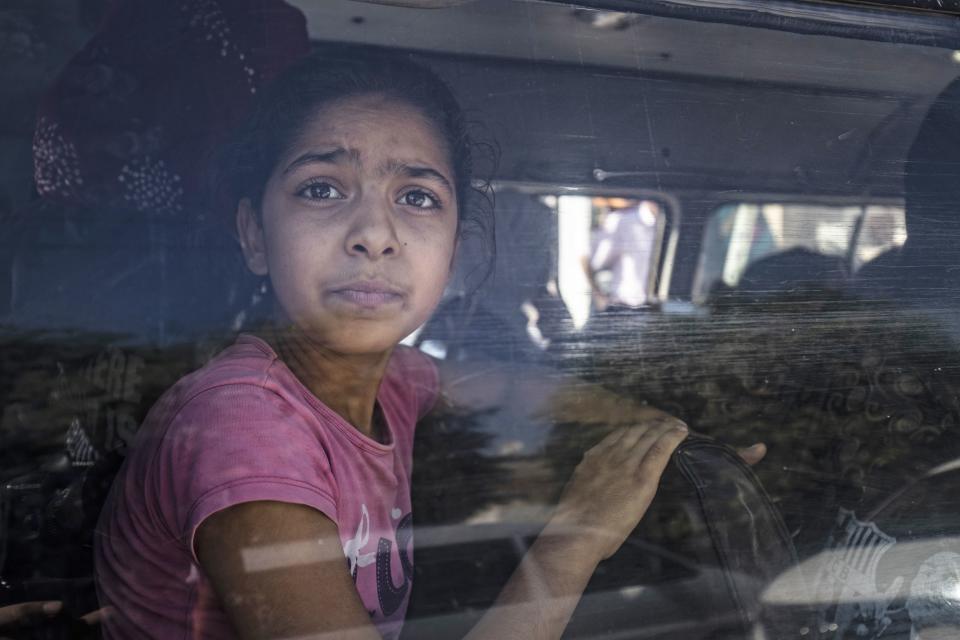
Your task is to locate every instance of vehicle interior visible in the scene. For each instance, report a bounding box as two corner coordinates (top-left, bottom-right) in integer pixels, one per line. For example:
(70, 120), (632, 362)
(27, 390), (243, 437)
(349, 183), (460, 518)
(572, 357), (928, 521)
(3, 0), (960, 638)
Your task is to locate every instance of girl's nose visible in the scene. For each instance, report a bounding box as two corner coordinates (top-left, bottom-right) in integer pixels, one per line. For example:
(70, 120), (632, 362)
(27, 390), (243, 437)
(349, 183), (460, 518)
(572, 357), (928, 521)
(345, 199), (400, 259)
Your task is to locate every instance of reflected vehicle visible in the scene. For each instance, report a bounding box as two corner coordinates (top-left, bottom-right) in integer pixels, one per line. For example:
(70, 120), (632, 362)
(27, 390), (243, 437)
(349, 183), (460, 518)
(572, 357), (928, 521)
(3, 0), (960, 638)
(761, 459), (960, 640)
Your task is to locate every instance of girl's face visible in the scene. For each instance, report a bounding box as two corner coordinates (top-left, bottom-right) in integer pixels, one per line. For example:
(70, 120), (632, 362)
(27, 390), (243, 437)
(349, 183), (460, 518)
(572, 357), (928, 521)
(237, 94), (459, 355)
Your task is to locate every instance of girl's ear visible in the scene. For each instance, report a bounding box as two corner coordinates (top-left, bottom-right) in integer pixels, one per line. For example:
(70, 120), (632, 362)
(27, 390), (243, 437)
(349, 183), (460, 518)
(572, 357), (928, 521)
(236, 198), (269, 276)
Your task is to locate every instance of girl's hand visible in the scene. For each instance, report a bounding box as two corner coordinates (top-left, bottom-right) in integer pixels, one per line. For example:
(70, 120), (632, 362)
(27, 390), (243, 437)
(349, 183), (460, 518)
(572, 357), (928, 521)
(549, 416), (689, 563)
(737, 442), (767, 466)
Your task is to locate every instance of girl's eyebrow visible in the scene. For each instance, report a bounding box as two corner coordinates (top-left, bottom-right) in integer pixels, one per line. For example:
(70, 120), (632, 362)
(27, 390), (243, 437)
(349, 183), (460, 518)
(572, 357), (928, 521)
(387, 161), (454, 195)
(282, 147), (359, 175)
(281, 150), (454, 194)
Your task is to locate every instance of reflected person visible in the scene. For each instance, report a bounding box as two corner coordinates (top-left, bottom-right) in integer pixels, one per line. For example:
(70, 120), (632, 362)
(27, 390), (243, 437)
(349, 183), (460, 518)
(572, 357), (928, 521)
(583, 200), (660, 312)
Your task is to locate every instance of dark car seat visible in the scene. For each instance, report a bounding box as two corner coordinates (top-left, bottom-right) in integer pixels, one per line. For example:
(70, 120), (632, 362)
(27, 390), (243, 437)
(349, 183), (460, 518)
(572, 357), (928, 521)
(852, 76), (960, 309)
(707, 247), (849, 310)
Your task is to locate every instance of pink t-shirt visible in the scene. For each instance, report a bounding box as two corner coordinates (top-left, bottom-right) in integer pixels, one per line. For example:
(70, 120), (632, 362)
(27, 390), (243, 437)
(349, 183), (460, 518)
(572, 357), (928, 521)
(94, 334), (439, 639)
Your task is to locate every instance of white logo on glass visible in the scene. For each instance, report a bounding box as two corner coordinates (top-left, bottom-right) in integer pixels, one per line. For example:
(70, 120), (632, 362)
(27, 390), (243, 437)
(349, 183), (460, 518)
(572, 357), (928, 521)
(813, 509), (902, 639)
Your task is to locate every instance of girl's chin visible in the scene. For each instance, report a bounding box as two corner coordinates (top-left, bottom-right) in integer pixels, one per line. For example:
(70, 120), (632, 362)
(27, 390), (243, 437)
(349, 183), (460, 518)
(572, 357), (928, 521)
(327, 336), (403, 356)
(276, 324), (413, 356)
(266, 307), (431, 355)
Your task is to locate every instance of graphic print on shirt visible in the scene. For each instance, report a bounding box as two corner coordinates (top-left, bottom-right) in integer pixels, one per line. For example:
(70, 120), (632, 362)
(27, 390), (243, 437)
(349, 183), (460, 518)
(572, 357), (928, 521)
(378, 510), (413, 616)
(342, 504), (414, 618)
(344, 504), (376, 579)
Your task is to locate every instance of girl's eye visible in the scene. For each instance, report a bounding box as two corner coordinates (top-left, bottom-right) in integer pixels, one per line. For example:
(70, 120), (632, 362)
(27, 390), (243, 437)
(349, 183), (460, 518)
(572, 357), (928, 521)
(297, 182), (345, 201)
(399, 189), (441, 210)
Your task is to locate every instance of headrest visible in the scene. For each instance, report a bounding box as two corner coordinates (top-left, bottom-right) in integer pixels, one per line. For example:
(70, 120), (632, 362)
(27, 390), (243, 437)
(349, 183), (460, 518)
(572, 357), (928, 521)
(33, 0), (309, 219)
(904, 76), (960, 242)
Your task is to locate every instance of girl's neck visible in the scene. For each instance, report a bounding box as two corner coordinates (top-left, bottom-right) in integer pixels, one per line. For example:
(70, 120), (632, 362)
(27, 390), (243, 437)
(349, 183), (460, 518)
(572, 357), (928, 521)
(257, 324), (393, 441)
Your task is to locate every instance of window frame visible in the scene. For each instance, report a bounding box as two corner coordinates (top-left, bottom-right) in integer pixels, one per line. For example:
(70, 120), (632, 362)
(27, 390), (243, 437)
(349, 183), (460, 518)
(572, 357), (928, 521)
(540, 0), (960, 47)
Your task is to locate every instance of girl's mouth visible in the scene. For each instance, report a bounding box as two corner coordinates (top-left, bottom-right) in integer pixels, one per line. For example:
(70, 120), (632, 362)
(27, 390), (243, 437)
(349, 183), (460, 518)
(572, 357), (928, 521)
(328, 280), (405, 309)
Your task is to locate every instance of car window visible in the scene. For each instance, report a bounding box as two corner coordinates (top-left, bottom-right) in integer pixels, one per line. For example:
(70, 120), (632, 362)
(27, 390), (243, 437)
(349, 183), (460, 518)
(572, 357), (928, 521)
(693, 202), (907, 303)
(4, 1), (960, 639)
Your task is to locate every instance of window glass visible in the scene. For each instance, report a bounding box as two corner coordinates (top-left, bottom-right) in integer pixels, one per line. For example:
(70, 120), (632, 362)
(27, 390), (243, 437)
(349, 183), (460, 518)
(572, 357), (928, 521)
(854, 205), (909, 270)
(4, 1), (960, 639)
(694, 202), (906, 303)
(556, 195), (669, 328)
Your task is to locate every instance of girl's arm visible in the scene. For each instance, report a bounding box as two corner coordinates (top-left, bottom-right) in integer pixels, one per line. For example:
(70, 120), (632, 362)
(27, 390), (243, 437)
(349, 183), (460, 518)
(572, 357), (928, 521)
(197, 500), (383, 640)
(426, 357), (763, 638)
(431, 357), (692, 638)
(195, 359), (757, 640)
(195, 352), (688, 640)
(464, 419), (688, 640)
(196, 419), (685, 640)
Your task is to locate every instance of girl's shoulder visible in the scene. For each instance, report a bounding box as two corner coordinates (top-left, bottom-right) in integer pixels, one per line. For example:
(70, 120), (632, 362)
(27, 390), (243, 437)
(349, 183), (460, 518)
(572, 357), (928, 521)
(175, 333), (280, 397)
(146, 333), (283, 426)
(160, 338), (439, 428)
(120, 334), (298, 470)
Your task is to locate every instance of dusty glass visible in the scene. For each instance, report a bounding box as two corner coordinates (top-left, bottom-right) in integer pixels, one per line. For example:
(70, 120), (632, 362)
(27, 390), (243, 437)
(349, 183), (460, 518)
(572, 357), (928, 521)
(2, 1), (960, 639)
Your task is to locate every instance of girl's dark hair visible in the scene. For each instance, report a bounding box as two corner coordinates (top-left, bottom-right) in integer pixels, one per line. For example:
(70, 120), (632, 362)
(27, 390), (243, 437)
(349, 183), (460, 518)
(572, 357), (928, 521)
(214, 48), (495, 280)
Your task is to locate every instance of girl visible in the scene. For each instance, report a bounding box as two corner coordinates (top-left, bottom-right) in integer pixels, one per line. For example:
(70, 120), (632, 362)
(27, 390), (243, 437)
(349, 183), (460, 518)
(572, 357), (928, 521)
(93, 51), (698, 640)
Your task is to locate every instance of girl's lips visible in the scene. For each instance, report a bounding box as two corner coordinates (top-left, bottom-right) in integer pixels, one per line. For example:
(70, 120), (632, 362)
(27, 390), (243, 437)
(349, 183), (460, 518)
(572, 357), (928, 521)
(328, 281), (405, 309)
(332, 289), (403, 308)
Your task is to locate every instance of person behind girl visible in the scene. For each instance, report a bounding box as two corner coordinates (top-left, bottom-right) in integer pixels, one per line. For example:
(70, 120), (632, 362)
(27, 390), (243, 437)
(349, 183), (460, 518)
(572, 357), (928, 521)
(93, 51), (722, 640)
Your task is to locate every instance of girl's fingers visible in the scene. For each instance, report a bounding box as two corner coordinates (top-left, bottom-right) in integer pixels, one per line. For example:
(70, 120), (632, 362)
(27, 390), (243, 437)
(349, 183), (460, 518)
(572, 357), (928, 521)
(737, 442), (767, 466)
(635, 424), (688, 479)
(624, 418), (687, 458)
(602, 422), (664, 464)
(589, 418), (686, 466)
(0, 601), (62, 627)
(79, 607), (111, 625)
(611, 424), (650, 450)
(586, 425), (633, 456)
(582, 416), (687, 481)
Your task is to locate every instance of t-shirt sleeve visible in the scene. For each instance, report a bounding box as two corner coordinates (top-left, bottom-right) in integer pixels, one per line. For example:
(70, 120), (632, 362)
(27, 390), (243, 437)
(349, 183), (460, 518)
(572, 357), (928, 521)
(152, 383), (338, 561)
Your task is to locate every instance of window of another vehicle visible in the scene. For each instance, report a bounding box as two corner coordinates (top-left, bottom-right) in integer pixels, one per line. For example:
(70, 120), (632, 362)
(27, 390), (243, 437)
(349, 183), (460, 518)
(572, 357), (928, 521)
(554, 194), (673, 327)
(692, 201), (906, 303)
